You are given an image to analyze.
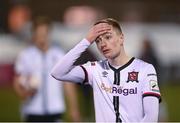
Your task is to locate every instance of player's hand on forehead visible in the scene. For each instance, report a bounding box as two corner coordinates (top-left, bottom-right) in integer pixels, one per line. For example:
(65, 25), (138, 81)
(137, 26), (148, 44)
(94, 23), (111, 32)
(86, 23), (111, 44)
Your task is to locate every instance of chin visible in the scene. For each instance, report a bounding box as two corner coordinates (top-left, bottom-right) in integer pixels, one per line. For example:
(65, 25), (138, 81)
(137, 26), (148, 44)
(104, 54), (112, 59)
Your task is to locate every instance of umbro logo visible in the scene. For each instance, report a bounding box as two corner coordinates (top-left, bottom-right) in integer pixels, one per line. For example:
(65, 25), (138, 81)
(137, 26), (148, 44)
(102, 71), (108, 77)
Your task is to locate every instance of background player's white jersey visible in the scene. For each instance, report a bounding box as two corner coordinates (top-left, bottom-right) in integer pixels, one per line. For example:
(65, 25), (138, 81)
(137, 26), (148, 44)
(15, 46), (66, 116)
(81, 57), (161, 122)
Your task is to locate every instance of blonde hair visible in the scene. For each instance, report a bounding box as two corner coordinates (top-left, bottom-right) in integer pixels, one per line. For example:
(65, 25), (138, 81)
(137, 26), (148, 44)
(94, 18), (122, 33)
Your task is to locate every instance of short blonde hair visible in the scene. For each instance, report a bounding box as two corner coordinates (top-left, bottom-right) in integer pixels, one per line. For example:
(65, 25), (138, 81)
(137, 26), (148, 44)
(94, 18), (122, 33)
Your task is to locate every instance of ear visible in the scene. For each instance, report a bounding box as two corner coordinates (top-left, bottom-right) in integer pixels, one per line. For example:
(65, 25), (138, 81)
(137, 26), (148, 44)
(119, 33), (124, 45)
(120, 33), (124, 40)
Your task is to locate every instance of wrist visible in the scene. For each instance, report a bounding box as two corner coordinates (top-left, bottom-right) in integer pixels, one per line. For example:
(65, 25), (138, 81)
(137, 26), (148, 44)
(82, 38), (91, 45)
(85, 36), (94, 44)
(85, 38), (93, 44)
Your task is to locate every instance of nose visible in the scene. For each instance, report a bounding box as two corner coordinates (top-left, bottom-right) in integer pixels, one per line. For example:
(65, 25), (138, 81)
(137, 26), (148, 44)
(100, 40), (106, 50)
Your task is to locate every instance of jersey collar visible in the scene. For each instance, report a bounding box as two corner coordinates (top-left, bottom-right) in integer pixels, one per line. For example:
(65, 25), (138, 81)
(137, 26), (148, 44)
(108, 57), (135, 72)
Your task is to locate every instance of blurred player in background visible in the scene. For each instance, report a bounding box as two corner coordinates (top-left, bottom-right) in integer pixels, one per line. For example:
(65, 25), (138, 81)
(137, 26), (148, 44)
(139, 38), (160, 75)
(13, 16), (81, 122)
(51, 18), (161, 122)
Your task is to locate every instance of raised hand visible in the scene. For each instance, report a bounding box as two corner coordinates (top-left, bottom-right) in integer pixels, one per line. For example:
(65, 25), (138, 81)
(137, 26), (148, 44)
(86, 23), (111, 44)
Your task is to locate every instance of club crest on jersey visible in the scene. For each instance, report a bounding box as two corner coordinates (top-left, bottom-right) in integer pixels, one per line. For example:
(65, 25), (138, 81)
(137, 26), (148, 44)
(127, 71), (139, 82)
(102, 71), (108, 77)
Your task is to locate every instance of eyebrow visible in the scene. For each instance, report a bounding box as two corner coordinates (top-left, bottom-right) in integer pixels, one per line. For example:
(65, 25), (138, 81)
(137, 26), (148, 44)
(104, 32), (112, 35)
(95, 32), (112, 41)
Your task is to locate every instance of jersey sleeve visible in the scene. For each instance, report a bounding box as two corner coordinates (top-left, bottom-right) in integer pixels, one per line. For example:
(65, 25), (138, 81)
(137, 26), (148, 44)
(142, 64), (161, 103)
(141, 96), (159, 122)
(51, 39), (91, 84)
(80, 61), (94, 86)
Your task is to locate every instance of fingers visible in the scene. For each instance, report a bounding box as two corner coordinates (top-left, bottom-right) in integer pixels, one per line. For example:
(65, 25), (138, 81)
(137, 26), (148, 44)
(94, 23), (111, 34)
(96, 28), (110, 36)
(86, 23), (111, 43)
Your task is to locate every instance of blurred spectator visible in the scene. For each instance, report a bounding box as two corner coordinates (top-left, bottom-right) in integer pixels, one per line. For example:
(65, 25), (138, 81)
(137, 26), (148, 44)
(121, 2), (145, 23)
(63, 5), (106, 27)
(8, 4), (32, 41)
(139, 37), (160, 77)
(13, 16), (81, 122)
(139, 37), (168, 121)
(0, 0), (9, 33)
(169, 62), (180, 83)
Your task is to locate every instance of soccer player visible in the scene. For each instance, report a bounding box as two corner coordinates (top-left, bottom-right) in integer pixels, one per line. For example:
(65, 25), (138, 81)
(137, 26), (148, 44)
(14, 16), (81, 122)
(51, 18), (161, 122)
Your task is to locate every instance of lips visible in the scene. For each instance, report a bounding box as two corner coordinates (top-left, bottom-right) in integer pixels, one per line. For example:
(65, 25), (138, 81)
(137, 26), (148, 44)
(102, 49), (110, 54)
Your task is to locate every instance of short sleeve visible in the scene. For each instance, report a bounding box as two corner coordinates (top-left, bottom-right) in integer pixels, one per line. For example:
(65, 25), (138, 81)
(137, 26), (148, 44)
(142, 64), (161, 102)
(80, 61), (94, 86)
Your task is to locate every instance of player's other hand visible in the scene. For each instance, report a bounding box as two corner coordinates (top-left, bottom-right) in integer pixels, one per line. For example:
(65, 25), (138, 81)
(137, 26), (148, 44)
(86, 23), (111, 44)
(20, 88), (36, 100)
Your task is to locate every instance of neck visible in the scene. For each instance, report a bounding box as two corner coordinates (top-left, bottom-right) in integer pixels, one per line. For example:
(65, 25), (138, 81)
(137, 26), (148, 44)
(36, 42), (49, 53)
(108, 47), (131, 67)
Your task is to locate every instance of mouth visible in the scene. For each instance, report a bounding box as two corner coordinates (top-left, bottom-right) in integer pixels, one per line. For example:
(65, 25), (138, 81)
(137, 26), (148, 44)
(102, 49), (111, 54)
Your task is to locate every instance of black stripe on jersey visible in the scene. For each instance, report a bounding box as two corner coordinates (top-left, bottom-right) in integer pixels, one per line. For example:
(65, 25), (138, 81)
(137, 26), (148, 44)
(109, 57), (135, 85)
(143, 92), (162, 103)
(113, 96), (122, 123)
(113, 72), (120, 85)
(80, 65), (88, 84)
(109, 57), (135, 71)
(110, 57), (135, 122)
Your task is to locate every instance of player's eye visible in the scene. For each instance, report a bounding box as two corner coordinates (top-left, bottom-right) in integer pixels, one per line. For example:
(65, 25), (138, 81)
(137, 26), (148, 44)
(95, 38), (101, 43)
(105, 35), (112, 40)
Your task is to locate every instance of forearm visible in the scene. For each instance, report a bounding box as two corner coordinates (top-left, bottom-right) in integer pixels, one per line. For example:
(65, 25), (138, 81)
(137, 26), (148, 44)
(51, 39), (90, 82)
(51, 23), (110, 82)
(141, 97), (159, 122)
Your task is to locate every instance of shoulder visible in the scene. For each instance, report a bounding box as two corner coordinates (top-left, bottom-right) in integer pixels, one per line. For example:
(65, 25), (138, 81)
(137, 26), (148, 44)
(134, 58), (152, 67)
(82, 59), (108, 69)
(134, 58), (155, 72)
(15, 46), (37, 64)
(18, 46), (35, 57)
(83, 61), (97, 67)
